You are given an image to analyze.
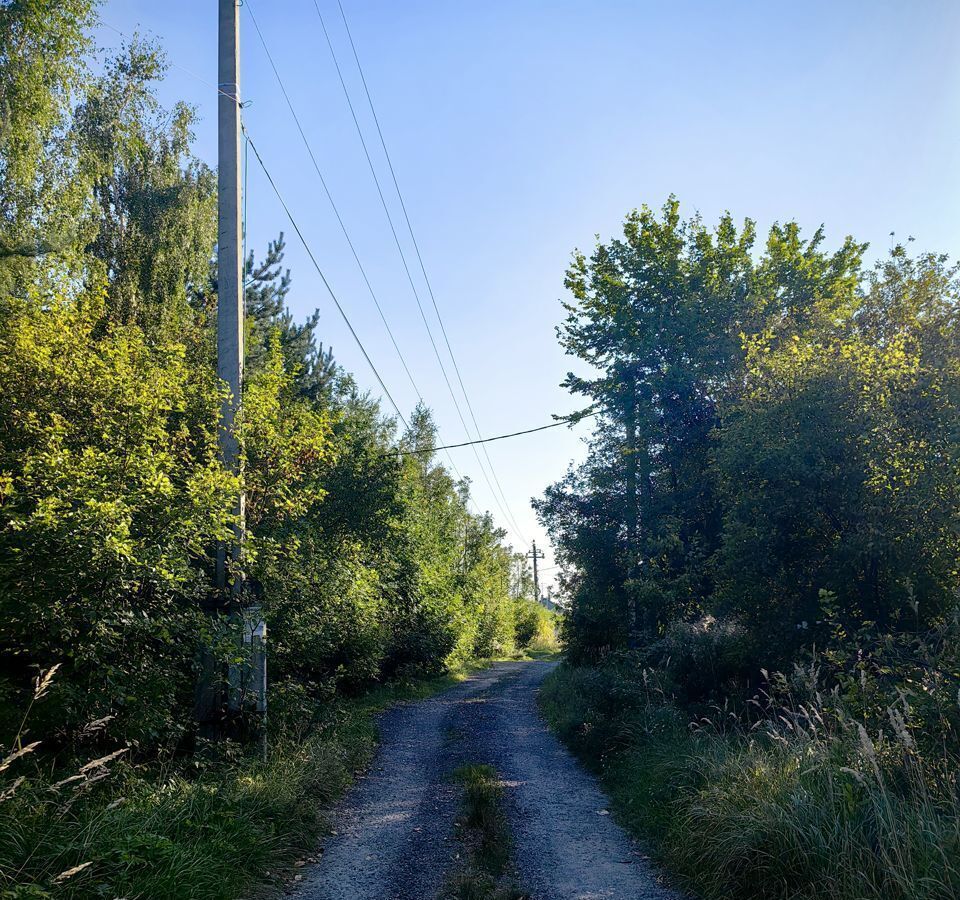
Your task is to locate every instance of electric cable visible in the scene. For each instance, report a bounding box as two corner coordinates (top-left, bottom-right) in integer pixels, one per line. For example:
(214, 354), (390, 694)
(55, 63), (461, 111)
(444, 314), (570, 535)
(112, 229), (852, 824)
(381, 411), (597, 457)
(101, 12), (531, 548)
(243, 1), (488, 516)
(313, 2), (531, 547)
(244, 128), (410, 430)
(244, 1), (424, 403)
(332, 0), (532, 542)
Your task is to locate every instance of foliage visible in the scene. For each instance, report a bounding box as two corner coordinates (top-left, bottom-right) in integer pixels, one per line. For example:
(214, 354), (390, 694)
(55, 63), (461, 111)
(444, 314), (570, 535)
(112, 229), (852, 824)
(0, 7), (529, 897)
(715, 247), (960, 655)
(512, 599), (558, 653)
(0, 666), (465, 899)
(76, 36), (217, 339)
(541, 658), (960, 900)
(0, 0), (95, 287)
(0, 0), (525, 742)
(0, 288), (233, 744)
(539, 199), (960, 898)
(538, 198), (960, 678)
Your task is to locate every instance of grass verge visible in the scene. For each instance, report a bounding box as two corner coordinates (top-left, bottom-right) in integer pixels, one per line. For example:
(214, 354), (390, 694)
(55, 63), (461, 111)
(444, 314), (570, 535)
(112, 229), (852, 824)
(539, 661), (960, 900)
(0, 657), (517, 900)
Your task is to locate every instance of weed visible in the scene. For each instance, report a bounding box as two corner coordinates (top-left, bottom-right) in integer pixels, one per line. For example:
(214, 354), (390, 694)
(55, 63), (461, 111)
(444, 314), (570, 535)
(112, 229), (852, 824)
(0, 668), (481, 899)
(444, 764), (527, 900)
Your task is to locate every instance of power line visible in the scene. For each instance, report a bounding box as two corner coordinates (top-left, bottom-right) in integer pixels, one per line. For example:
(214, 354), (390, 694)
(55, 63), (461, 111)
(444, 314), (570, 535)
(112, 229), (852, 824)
(244, 128), (410, 430)
(313, 2), (531, 548)
(242, 2), (489, 521)
(101, 15), (501, 528)
(333, 0), (532, 543)
(103, 11), (529, 546)
(103, 17), (405, 423)
(382, 412), (597, 457)
(244, 1), (424, 403)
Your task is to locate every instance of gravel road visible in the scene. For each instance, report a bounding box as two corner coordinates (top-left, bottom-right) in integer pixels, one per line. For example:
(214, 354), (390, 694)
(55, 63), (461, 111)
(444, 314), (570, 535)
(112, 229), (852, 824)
(292, 659), (682, 900)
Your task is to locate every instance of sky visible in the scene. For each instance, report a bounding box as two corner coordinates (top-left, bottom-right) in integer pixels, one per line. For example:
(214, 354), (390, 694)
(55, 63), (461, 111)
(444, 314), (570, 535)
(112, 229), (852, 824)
(96, 1), (960, 592)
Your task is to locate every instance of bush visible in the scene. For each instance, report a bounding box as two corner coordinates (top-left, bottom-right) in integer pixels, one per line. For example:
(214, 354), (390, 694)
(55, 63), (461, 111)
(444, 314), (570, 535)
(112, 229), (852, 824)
(0, 666), (445, 899)
(0, 291), (233, 746)
(643, 615), (759, 706)
(512, 599), (557, 652)
(540, 659), (960, 900)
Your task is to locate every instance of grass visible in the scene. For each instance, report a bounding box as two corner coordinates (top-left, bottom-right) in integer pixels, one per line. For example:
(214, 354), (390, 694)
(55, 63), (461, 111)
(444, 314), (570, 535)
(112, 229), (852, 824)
(0, 656), (524, 900)
(539, 661), (960, 900)
(445, 764), (526, 900)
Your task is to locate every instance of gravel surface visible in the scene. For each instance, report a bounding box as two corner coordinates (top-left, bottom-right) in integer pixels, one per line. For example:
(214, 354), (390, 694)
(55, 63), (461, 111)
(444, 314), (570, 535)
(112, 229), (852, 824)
(477, 661), (682, 900)
(292, 659), (683, 900)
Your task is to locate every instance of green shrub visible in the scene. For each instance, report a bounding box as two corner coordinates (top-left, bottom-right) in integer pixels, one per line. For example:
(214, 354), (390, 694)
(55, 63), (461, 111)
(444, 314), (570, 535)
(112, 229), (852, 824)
(0, 291), (233, 746)
(0, 670), (451, 899)
(541, 660), (960, 900)
(512, 598), (558, 652)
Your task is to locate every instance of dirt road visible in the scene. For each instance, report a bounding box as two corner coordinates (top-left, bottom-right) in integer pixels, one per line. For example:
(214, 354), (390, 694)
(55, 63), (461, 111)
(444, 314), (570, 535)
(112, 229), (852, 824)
(292, 660), (681, 900)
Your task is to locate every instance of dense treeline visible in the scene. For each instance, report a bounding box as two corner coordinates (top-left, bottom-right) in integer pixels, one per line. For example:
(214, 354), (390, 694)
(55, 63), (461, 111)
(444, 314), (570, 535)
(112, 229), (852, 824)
(0, 2), (546, 768)
(538, 200), (960, 898)
(540, 197), (960, 692)
(0, 3), (558, 893)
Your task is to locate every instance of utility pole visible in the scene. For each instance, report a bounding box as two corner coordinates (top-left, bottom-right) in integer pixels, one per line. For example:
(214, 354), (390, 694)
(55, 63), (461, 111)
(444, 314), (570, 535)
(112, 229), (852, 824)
(196, 0), (247, 736)
(217, 0), (244, 591)
(527, 541), (545, 605)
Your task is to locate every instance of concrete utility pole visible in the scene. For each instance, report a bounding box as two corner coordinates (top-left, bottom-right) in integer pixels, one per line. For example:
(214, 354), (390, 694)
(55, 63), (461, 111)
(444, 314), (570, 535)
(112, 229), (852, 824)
(217, 0), (244, 592)
(527, 541), (545, 605)
(196, 0), (246, 735)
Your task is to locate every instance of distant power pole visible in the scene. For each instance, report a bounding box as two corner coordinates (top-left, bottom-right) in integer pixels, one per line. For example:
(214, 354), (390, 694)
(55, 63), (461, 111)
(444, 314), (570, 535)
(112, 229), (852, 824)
(217, 0), (244, 590)
(527, 541), (545, 604)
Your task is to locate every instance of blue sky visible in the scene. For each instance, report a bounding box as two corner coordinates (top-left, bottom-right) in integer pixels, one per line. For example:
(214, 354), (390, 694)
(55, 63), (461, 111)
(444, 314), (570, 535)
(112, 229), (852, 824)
(97, 1), (960, 589)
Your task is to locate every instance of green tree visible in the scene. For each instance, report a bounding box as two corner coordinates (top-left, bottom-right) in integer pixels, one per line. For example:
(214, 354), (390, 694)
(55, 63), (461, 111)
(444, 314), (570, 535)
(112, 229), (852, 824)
(0, 284), (233, 742)
(541, 200), (960, 676)
(243, 235), (336, 403)
(546, 199), (756, 642)
(75, 37), (216, 340)
(0, 0), (95, 288)
(717, 244), (960, 654)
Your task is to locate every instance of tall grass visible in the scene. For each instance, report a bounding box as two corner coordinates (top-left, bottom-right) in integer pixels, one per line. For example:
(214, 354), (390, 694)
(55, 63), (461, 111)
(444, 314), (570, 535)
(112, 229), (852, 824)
(0, 665), (484, 899)
(0, 709), (377, 898)
(540, 661), (960, 900)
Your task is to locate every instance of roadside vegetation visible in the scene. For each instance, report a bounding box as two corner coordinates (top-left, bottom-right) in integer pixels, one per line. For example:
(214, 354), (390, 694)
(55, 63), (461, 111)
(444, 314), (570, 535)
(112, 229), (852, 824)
(446, 764), (525, 900)
(1, 657), (532, 899)
(0, 4), (553, 896)
(541, 653), (960, 900)
(537, 200), (960, 900)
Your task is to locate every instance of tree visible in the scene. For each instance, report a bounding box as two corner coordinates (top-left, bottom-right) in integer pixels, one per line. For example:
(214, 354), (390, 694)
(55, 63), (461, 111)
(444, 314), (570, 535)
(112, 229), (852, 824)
(548, 199), (756, 641)
(0, 2), (530, 752)
(541, 199), (960, 674)
(0, 0), (94, 289)
(74, 38), (217, 341)
(717, 244), (960, 655)
(243, 235), (335, 402)
(0, 284), (233, 742)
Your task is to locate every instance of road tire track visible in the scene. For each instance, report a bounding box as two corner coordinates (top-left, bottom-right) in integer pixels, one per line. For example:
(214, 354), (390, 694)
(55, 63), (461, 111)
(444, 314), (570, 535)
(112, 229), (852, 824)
(292, 660), (682, 900)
